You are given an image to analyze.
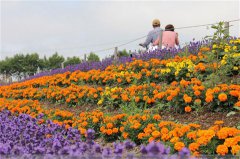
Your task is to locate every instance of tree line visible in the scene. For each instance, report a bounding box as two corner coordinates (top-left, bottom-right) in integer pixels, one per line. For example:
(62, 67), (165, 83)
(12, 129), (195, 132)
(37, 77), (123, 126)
(0, 50), (130, 80)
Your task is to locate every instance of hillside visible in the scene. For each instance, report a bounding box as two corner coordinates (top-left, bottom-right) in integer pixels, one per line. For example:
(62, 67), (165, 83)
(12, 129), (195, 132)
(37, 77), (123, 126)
(0, 38), (239, 157)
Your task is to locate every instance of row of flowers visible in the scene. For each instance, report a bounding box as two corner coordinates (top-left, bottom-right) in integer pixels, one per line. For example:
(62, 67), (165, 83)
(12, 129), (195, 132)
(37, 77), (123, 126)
(0, 78), (239, 112)
(15, 39), (208, 83)
(13, 38), (238, 83)
(2, 110), (195, 158)
(0, 98), (239, 156)
(0, 52), (216, 90)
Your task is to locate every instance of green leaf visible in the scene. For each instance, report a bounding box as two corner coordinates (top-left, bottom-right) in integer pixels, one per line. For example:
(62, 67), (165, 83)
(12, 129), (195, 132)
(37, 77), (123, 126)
(226, 111), (236, 117)
(233, 106), (240, 111)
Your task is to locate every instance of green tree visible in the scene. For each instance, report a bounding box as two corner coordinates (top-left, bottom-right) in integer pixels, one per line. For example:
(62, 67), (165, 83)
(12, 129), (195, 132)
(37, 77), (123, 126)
(24, 53), (40, 76)
(11, 54), (26, 80)
(118, 49), (130, 57)
(0, 57), (12, 78)
(87, 52), (100, 62)
(48, 52), (65, 69)
(64, 56), (81, 67)
(39, 55), (49, 71)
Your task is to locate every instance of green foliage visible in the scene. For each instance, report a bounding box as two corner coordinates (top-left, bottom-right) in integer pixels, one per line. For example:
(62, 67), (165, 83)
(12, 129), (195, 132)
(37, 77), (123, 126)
(64, 56), (81, 67)
(39, 55), (49, 71)
(24, 53), (41, 76)
(0, 53), (44, 79)
(118, 49), (130, 57)
(87, 52), (100, 62)
(48, 52), (65, 69)
(0, 57), (12, 77)
(205, 22), (230, 69)
(10, 54), (26, 79)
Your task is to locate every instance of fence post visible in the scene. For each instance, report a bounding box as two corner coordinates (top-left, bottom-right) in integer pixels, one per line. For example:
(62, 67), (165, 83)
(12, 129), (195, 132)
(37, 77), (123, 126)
(158, 30), (163, 49)
(129, 50), (132, 57)
(84, 54), (87, 62)
(61, 62), (64, 69)
(114, 47), (118, 64)
(224, 21), (229, 36)
(37, 67), (41, 74)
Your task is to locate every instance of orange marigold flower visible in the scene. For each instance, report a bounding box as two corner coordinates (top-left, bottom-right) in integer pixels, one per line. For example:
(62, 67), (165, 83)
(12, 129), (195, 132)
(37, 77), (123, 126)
(235, 101), (240, 107)
(141, 115), (147, 121)
(93, 118), (99, 123)
(38, 119), (44, 124)
(151, 131), (161, 138)
(82, 121), (88, 127)
(194, 99), (201, 105)
(183, 95), (192, 103)
(185, 106), (192, 113)
(224, 137), (238, 147)
(196, 137), (209, 146)
(106, 123), (113, 129)
(161, 134), (170, 141)
(93, 93), (98, 98)
(170, 137), (179, 143)
(138, 133), (145, 139)
(194, 90), (201, 96)
(231, 145), (240, 155)
(123, 132), (128, 139)
(153, 114), (161, 120)
(218, 93), (228, 102)
(205, 95), (213, 103)
(117, 78), (122, 83)
(193, 151), (200, 157)
(100, 126), (105, 132)
(167, 95), (173, 101)
(148, 137), (155, 143)
(174, 142), (185, 151)
(216, 145), (228, 156)
(135, 96), (140, 103)
(113, 128), (119, 133)
(46, 134), (52, 138)
(214, 120), (224, 125)
(161, 127), (169, 134)
(189, 143), (199, 152)
(120, 126), (124, 132)
(147, 99), (152, 104)
(133, 123), (141, 129)
(171, 81), (178, 86)
(229, 90), (239, 97)
(106, 129), (113, 135)
(217, 128), (229, 139)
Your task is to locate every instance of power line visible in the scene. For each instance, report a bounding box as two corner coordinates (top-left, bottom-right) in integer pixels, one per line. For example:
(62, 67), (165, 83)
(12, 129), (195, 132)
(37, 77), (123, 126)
(2, 19), (239, 57)
(116, 19), (240, 48)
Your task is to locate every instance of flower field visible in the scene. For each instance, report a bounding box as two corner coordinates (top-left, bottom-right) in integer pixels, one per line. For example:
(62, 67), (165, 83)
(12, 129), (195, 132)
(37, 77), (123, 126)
(0, 38), (239, 158)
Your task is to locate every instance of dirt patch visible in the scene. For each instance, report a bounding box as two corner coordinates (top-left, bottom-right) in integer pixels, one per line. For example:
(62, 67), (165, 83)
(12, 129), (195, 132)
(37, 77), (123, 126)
(41, 101), (240, 129)
(160, 110), (240, 129)
(41, 101), (100, 116)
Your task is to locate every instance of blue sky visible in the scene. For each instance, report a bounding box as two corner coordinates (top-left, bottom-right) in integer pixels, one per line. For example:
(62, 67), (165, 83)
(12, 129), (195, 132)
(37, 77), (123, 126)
(1, 0), (239, 60)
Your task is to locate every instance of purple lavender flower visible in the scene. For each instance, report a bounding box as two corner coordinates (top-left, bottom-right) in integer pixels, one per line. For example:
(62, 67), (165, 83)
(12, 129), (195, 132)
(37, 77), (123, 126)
(102, 147), (112, 158)
(124, 140), (136, 150)
(179, 147), (191, 158)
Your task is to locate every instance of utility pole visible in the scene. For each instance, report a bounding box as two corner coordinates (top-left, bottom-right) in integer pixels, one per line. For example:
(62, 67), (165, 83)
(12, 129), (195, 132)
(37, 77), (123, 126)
(224, 21), (230, 36)
(114, 47), (118, 65)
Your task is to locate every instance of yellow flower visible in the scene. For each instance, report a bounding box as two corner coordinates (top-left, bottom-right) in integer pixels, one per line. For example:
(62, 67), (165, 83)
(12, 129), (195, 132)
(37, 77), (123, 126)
(233, 66), (238, 70)
(97, 99), (103, 105)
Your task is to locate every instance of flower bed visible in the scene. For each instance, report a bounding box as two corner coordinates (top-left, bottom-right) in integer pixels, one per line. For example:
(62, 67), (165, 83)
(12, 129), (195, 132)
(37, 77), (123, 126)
(0, 99), (239, 156)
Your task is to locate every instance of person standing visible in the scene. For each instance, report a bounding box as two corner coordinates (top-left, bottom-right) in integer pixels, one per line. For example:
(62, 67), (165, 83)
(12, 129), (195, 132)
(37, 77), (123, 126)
(139, 19), (163, 51)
